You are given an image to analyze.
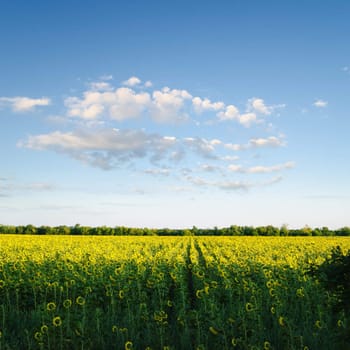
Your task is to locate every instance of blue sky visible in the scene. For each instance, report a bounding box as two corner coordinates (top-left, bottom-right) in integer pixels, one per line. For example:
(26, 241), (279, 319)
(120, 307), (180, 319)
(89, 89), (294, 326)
(1, 0), (349, 229)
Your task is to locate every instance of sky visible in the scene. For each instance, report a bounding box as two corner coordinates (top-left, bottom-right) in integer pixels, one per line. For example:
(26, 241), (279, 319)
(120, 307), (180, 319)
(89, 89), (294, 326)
(0, 0), (349, 229)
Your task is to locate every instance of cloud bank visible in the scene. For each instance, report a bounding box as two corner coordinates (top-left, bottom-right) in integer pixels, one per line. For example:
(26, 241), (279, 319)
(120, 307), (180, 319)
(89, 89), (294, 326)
(0, 97), (50, 112)
(16, 76), (292, 191)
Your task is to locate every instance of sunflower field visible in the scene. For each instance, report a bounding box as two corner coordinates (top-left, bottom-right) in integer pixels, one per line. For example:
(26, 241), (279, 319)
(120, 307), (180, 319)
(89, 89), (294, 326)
(0, 235), (349, 349)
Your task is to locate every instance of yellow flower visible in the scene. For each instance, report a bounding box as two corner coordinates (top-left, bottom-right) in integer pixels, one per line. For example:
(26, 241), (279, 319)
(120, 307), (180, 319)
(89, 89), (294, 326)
(209, 326), (219, 335)
(40, 325), (48, 334)
(337, 319), (343, 327)
(52, 316), (62, 327)
(270, 306), (276, 314)
(46, 302), (56, 312)
(211, 281), (218, 288)
(266, 280), (273, 288)
(196, 270), (205, 278)
(296, 288), (304, 298)
(264, 341), (271, 350)
(278, 316), (285, 327)
(118, 290), (125, 299)
(269, 288), (276, 297)
(76, 296), (85, 306)
(245, 302), (254, 312)
(63, 299), (72, 308)
(112, 325), (118, 333)
(125, 340), (133, 350)
(34, 332), (42, 341)
(315, 320), (322, 329)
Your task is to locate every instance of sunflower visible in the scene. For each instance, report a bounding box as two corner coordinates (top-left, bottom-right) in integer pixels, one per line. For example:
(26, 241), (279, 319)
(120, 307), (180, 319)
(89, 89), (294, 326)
(76, 296), (85, 306)
(52, 316), (62, 327)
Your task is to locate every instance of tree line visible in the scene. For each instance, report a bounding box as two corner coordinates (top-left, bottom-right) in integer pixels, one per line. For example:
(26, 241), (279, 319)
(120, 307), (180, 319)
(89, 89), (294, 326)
(0, 224), (349, 236)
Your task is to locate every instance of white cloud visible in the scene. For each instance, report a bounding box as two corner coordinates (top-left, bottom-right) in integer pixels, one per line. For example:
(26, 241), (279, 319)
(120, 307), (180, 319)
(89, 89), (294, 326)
(144, 168), (170, 176)
(247, 162), (295, 173)
(221, 155), (240, 162)
(217, 104), (240, 121)
(218, 180), (250, 191)
(227, 164), (243, 172)
(200, 164), (220, 172)
(122, 76), (142, 87)
(228, 161), (295, 173)
(218, 106), (259, 127)
(64, 87), (151, 121)
(248, 98), (271, 115)
(0, 96), (50, 112)
(313, 99), (328, 108)
(247, 98), (286, 115)
(13, 77), (292, 193)
(65, 84), (194, 123)
(224, 135), (286, 151)
(210, 139), (222, 146)
(262, 175), (283, 186)
(238, 112), (258, 127)
(249, 135), (286, 148)
(184, 137), (218, 159)
(19, 128), (179, 170)
(192, 97), (224, 113)
(151, 87), (192, 123)
(110, 88), (151, 121)
(89, 81), (113, 91)
(185, 175), (280, 191)
(63, 78), (286, 129)
(0, 177), (55, 197)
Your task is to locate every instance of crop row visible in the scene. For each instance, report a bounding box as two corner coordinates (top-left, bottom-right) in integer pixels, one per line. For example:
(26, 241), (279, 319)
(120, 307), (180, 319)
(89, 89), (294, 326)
(0, 235), (349, 349)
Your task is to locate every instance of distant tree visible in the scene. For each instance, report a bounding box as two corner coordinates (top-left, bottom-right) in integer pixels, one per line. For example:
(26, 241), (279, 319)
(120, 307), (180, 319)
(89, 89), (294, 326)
(229, 225), (242, 236)
(16, 226), (25, 234)
(280, 224), (289, 236)
(267, 225), (280, 236)
(321, 226), (332, 236)
(183, 229), (193, 236)
(191, 226), (199, 236)
(336, 227), (350, 236)
(312, 227), (322, 236)
(56, 225), (70, 235)
(242, 226), (256, 236)
(301, 225), (312, 236)
(24, 224), (37, 235)
(71, 224), (81, 235)
(0, 225), (16, 234)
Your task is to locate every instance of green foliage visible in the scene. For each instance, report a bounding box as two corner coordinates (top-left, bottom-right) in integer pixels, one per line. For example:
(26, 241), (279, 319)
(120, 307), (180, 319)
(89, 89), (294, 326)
(0, 224), (350, 236)
(1, 236), (349, 349)
(310, 246), (350, 313)
(309, 246), (350, 347)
